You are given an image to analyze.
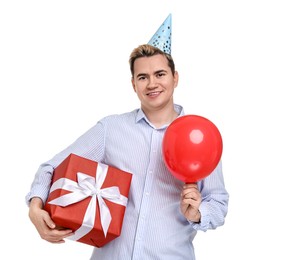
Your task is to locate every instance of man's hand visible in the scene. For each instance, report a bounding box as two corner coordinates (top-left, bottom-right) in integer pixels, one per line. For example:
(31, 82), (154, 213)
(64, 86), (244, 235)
(180, 183), (201, 223)
(29, 197), (73, 243)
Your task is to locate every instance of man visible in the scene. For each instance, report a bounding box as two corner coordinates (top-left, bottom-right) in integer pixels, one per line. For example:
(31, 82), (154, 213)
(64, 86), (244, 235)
(26, 14), (229, 259)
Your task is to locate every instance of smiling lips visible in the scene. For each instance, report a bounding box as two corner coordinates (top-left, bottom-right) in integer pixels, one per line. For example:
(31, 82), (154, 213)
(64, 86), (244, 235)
(147, 91), (162, 97)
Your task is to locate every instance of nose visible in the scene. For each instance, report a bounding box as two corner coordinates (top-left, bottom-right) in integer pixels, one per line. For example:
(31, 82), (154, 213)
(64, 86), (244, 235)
(147, 76), (158, 89)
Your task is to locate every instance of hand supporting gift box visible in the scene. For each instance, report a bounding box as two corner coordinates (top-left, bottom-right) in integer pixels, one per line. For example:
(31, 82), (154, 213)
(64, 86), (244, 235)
(44, 153), (132, 247)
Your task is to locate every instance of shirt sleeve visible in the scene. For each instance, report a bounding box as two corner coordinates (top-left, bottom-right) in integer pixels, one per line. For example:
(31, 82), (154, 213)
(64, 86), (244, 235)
(25, 121), (106, 206)
(189, 161), (229, 231)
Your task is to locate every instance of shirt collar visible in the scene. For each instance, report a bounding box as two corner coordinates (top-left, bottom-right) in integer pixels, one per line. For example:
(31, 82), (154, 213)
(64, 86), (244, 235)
(135, 104), (185, 128)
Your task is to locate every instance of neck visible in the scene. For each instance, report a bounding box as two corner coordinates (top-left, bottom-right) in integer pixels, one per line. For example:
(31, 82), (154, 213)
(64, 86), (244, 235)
(142, 104), (178, 128)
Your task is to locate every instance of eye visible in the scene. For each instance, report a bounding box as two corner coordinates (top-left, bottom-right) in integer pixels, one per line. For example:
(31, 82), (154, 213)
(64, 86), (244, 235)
(137, 75), (147, 81)
(157, 72), (166, 78)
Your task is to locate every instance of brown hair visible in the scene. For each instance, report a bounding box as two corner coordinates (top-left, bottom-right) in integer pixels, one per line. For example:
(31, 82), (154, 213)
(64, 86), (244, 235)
(129, 44), (175, 77)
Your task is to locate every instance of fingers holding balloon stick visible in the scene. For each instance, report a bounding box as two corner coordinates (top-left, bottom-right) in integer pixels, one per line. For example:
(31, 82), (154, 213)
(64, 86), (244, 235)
(181, 183), (201, 206)
(180, 183), (202, 222)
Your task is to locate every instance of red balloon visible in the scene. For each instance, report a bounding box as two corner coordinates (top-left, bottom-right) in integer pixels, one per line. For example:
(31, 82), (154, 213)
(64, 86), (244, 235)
(162, 115), (223, 183)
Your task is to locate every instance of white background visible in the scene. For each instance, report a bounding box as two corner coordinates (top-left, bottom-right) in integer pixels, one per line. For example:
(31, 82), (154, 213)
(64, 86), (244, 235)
(1, 0), (281, 259)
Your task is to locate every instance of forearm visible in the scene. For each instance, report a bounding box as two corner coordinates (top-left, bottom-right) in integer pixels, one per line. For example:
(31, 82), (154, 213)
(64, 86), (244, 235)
(29, 197), (44, 208)
(26, 122), (105, 206)
(191, 192), (229, 231)
(25, 165), (54, 206)
(190, 162), (229, 231)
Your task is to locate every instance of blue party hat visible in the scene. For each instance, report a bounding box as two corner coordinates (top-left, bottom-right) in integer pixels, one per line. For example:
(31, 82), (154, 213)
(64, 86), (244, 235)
(147, 14), (172, 54)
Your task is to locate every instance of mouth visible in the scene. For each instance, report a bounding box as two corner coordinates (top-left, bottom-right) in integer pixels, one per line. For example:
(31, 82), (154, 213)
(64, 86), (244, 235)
(146, 91), (162, 97)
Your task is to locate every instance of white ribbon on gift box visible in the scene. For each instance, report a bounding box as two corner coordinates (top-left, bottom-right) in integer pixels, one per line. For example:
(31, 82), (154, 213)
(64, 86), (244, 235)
(48, 162), (128, 241)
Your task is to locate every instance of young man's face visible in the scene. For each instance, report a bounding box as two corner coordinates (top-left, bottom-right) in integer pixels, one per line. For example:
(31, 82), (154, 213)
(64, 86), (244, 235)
(131, 54), (178, 113)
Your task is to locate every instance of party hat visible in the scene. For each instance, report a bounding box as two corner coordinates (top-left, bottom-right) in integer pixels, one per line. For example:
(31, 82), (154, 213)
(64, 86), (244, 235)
(147, 13), (172, 54)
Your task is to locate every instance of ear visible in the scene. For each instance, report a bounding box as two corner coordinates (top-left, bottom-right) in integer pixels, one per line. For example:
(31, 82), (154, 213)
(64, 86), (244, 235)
(131, 78), (137, 92)
(173, 71), (179, 88)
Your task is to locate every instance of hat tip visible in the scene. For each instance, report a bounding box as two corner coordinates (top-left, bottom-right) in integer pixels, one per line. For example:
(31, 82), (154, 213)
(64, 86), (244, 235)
(147, 13), (172, 55)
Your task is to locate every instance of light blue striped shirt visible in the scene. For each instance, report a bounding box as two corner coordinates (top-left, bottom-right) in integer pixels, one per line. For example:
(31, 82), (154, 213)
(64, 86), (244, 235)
(26, 104), (229, 260)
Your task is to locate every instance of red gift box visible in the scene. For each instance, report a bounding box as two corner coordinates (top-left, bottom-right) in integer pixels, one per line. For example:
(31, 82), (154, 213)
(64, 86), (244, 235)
(44, 153), (132, 247)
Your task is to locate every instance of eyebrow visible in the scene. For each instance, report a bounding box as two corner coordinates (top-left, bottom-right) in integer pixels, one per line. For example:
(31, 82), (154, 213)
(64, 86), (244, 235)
(136, 69), (167, 78)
